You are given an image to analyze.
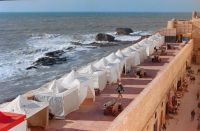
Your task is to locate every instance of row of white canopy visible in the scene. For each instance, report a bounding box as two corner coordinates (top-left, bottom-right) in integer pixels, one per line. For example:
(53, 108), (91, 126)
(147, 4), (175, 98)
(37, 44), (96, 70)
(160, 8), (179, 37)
(0, 33), (164, 118)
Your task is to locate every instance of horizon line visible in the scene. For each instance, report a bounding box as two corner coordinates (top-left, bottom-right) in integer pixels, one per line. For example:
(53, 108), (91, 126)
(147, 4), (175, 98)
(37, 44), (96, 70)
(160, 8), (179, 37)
(0, 11), (193, 13)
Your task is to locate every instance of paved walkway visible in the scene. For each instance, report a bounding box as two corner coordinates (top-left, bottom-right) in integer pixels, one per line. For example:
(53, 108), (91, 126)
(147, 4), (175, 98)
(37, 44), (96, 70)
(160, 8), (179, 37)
(166, 65), (200, 131)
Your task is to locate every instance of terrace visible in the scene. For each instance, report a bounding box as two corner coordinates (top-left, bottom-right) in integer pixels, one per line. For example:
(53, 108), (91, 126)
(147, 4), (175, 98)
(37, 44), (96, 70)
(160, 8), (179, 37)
(31, 43), (183, 131)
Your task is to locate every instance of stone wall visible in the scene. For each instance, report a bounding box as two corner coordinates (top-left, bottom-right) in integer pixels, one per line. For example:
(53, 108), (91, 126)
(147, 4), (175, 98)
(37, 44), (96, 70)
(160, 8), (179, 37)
(107, 40), (193, 131)
(192, 19), (200, 64)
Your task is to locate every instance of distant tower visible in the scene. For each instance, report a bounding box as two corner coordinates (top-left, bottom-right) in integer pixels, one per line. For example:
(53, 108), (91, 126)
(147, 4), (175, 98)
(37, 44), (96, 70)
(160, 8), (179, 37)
(167, 19), (175, 29)
(192, 11), (197, 19)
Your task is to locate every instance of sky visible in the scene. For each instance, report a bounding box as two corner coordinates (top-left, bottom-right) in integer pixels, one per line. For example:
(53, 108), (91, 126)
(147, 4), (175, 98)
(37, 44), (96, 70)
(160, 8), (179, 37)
(0, 0), (199, 12)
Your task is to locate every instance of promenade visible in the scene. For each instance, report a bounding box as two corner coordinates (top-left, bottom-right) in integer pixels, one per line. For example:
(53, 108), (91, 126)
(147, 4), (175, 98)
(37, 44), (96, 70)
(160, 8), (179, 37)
(32, 44), (180, 131)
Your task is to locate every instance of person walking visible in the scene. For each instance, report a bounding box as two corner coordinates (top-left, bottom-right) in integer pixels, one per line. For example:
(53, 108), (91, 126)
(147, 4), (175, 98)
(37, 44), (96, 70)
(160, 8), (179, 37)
(198, 102), (200, 109)
(191, 109), (196, 121)
(197, 91), (200, 100)
(198, 120), (200, 130)
(116, 82), (124, 99)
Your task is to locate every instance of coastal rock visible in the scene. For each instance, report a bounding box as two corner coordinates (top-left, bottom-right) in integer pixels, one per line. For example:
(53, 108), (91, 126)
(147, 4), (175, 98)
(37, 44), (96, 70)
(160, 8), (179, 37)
(116, 28), (133, 35)
(90, 42), (118, 47)
(33, 56), (67, 66)
(95, 33), (115, 42)
(71, 42), (82, 46)
(45, 50), (65, 57)
(66, 46), (75, 50)
(26, 66), (38, 70)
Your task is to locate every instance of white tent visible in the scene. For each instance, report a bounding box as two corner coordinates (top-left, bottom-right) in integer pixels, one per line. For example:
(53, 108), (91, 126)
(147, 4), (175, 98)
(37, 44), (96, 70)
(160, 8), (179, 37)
(115, 49), (132, 73)
(94, 57), (119, 83)
(61, 70), (95, 104)
(78, 64), (107, 91)
(148, 33), (164, 47)
(60, 70), (76, 89)
(155, 33), (165, 45)
(33, 79), (80, 118)
(131, 43), (147, 62)
(31, 69), (95, 118)
(122, 47), (140, 66)
(105, 52), (125, 78)
(0, 96), (47, 116)
(141, 39), (156, 56)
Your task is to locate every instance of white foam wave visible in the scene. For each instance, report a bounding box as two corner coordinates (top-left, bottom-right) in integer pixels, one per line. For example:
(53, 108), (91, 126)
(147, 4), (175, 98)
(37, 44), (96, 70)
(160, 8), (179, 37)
(0, 52), (34, 82)
(72, 34), (95, 45)
(107, 31), (144, 41)
(115, 35), (141, 41)
(130, 31), (153, 36)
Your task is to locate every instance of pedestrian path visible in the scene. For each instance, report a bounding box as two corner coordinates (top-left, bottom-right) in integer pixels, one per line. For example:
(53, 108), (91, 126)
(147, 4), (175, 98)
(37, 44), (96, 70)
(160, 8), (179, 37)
(166, 65), (200, 131)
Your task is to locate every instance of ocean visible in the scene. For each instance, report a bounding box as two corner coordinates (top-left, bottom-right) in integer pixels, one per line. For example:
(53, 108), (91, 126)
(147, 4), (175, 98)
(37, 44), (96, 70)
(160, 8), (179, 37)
(0, 12), (191, 103)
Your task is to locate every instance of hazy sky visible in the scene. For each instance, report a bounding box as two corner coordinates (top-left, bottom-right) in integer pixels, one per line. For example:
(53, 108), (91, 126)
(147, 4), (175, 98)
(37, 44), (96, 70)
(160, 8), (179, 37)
(0, 0), (199, 12)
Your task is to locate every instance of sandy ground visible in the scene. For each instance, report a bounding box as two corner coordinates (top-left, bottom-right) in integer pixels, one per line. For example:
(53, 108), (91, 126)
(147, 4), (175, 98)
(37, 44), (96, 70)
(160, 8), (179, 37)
(166, 65), (200, 131)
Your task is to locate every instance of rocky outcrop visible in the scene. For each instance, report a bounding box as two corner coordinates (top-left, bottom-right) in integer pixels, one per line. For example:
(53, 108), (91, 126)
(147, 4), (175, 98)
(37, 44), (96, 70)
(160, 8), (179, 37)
(90, 42), (118, 47)
(26, 66), (38, 70)
(66, 46), (75, 50)
(45, 50), (65, 58)
(33, 57), (67, 66)
(95, 33), (115, 42)
(71, 42), (82, 46)
(116, 28), (133, 35)
(27, 50), (68, 69)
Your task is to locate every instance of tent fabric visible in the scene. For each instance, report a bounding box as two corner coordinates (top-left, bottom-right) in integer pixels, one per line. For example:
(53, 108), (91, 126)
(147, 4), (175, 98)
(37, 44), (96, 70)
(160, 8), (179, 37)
(72, 73), (95, 103)
(48, 80), (67, 94)
(61, 70), (76, 89)
(128, 46), (142, 65)
(94, 57), (119, 83)
(78, 64), (96, 74)
(155, 33), (165, 45)
(132, 44), (147, 62)
(148, 40), (157, 54)
(33, 79), (80, 118)
(116, 50), (132, 72)
(33, 67), (96, 118)
(0, 96), (47, 117)
(148, 33), (164, 47)
(78, 64), (107, 91)
(105, 53), (124, 79)
(35, 87), (79, 118)
(140, 39), (156, 56)
(60, 70), (95, 103)
(122, 47), (141, 66)
(31, 71), (81, 118)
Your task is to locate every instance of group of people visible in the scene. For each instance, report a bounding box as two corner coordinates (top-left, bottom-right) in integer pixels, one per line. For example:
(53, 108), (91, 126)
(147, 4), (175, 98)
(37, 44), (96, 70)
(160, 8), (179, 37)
(190, 68), (200, 130)
(191, 89), (200, 130)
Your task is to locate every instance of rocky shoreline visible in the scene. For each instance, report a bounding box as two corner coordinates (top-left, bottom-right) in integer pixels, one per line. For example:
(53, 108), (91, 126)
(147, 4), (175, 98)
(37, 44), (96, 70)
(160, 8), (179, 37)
(26, 28), (149, 70)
